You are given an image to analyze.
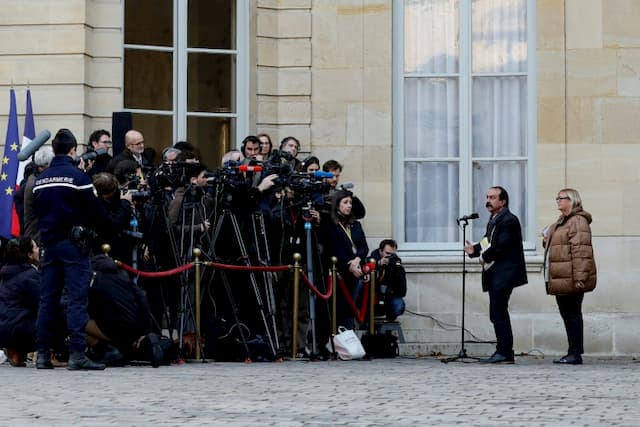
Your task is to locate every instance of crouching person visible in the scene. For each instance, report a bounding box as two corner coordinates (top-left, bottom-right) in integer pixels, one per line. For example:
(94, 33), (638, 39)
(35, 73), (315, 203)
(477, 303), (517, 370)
(87, 254), (165, 367)
(370, 239), (406, 321)
(0, 238), (66, 366)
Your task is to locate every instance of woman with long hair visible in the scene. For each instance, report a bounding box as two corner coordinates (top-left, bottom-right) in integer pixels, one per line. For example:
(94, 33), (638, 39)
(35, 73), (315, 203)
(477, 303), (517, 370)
(320, 190), (369, 329)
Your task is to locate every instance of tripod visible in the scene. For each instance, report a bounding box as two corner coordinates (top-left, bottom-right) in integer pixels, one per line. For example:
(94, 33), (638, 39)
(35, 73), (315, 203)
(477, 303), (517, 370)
(207, 208), (280, 360)
(442, 216), (478, 363)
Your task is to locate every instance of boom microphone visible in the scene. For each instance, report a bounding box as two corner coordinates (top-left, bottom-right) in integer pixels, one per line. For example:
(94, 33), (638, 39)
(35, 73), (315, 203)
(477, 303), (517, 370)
(457, 213), (479, 223)
(17, 129), (51, 161)
(238, 165), (263, 172)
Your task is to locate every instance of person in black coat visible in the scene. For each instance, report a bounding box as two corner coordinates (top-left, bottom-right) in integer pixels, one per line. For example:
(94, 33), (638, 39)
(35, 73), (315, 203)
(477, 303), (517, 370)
(464, 186), (527, 364)
(0, 237), (65, 366)
(87, 254), (163, 366)
(320, 190), (369, 331)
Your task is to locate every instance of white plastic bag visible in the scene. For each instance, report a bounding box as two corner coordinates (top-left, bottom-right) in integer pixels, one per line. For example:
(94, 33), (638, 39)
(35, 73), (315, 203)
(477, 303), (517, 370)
(326, 326), (366, 360)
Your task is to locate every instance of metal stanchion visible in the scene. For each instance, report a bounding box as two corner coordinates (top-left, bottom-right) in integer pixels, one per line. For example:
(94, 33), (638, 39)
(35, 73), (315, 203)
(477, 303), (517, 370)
(331, 257), (338, 336)
(101, 244), (111, 256)
(193, 248), (202, 361)
(292, 253), (302, 360)
(368, 259), (376, 335)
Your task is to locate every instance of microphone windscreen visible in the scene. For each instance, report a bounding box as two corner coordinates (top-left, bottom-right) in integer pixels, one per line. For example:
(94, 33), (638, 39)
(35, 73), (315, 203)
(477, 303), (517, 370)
(17, 129), (51, 161)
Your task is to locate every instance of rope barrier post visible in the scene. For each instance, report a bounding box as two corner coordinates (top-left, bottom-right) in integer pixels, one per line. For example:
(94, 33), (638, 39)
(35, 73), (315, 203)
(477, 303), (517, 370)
(292, 253), (302, 360)
(331, 256), (338, 336)
(101, 244), (111, 256)
(193, 248), (202, 361)
(368, 258), (376, 335)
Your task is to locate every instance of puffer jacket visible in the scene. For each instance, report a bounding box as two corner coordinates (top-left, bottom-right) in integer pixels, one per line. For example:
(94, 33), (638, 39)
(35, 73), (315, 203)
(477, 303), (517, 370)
(544, 207), (596, 295)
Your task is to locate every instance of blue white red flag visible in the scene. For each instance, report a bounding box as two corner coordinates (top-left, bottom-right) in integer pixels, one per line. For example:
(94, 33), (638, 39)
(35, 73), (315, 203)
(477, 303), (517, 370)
(0, 88), (20, 239)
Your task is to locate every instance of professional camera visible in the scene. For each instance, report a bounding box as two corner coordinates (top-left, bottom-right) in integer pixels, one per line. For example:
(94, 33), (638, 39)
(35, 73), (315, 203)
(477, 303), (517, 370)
(384, 253), (402, 269)
(203, 161), (248, 189)
(151, 161), (204, 190)
(121, 174), (152, 203)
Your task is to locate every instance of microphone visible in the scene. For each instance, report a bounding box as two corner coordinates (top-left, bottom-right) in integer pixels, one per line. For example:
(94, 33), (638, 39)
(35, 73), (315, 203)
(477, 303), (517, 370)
(338, 182), (354, 190)
(238, 164), (263, 172)
(17, 129), (51, 161)
(457, 213), (479, 223)
(311, 170), (334, 179)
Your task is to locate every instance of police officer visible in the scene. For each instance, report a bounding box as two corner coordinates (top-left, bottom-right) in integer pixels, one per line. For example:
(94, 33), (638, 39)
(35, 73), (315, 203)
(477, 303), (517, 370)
(33, 128), (106, 370)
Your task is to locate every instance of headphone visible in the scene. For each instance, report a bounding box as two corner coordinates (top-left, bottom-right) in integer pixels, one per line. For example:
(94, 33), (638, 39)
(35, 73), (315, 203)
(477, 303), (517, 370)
(241, 135), (260, 157)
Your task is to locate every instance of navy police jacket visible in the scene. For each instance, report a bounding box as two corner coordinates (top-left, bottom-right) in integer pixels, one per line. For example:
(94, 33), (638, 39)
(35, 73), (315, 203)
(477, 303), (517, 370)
(33, 155), (98, 248)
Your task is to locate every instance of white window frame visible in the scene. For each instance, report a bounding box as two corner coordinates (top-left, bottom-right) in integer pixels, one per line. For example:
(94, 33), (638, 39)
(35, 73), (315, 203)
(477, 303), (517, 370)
(122, 0), (249, 145)
(392, 0), (537, 254)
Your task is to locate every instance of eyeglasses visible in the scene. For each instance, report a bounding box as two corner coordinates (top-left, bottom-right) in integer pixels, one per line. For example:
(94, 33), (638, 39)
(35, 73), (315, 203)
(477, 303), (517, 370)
(555, 197), (570, 201)
(99, 140), (112, 145)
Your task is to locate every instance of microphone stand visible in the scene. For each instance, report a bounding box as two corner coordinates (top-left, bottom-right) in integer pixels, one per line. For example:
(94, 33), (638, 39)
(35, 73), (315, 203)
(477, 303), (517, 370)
(442, 217), (478, 363)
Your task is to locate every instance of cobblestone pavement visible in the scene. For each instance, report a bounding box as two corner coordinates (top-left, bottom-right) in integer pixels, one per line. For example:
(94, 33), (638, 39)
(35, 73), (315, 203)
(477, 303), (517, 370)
(1, 355), (639, 426)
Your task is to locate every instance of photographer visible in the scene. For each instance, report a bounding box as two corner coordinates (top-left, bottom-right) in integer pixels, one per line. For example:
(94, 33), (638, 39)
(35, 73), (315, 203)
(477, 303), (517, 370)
(370, 239), (406, 321)
(85, 129), (113, 178)
(91, 172), (137, 265)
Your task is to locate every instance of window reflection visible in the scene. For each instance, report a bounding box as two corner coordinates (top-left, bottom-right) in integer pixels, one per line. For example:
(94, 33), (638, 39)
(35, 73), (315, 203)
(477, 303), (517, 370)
(125, 0), (172, 47)
(124, 50), (173, 110)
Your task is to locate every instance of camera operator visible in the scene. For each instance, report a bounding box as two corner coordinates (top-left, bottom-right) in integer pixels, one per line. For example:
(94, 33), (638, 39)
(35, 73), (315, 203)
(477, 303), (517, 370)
(85, 129), (113, 178)
(167, 159), (213, 260)
(322, 159), (366, 219)
(369, 239), (406, 321)
(91, 172), (138, 265)
(86, 254), (165, 367)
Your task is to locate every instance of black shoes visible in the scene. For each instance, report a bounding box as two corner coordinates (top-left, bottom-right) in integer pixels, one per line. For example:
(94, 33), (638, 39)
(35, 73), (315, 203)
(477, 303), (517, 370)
(36, 352), (54, 370)
(139, 333), (164, 368)
(553, 354), (583, 365)
(479, 352), (515, 364)
(67, 352), (106, 370)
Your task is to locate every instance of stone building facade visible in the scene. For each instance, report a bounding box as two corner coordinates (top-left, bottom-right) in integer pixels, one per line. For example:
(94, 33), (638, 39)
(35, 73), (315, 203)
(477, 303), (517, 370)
(0, 0), (639, 356)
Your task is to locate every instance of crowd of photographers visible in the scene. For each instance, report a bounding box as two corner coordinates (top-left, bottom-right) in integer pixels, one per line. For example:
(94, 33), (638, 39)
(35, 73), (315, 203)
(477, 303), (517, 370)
(0, 127), (406, 368)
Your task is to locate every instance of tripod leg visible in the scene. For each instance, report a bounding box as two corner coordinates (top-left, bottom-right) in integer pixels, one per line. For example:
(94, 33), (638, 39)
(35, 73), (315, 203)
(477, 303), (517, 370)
(230, 213), (278, 358)
(252, 213), (281, 352)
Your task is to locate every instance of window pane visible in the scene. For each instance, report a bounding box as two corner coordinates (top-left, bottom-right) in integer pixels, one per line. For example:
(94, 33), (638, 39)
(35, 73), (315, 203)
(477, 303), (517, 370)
(404, 0), (459, 74)
(188, 0), (234, 49)
(188, 53), (234, 113)
(124, 0), (172, 47)
(187, 116), (235, 168)
(472, 76), (526, 157)
(124, 50), (173, 111)
(472, 0), (526, 73)
(405, 162), (459, 242)
(405, 77), (459, 158)
(130, 113), (173, 165)
(471, 160), (527, 241)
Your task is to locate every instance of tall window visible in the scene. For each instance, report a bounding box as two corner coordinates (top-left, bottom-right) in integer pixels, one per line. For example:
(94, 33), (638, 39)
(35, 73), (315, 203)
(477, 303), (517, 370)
(393, 0), (536, 251)
(123, 0), (248, 166)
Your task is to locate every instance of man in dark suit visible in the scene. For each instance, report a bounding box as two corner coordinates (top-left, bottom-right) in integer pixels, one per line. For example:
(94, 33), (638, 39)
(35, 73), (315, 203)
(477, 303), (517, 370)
(464, 186), (527, 364)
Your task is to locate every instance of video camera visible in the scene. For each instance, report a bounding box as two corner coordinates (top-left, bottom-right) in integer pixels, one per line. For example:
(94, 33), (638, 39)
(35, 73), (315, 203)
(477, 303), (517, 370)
(120, 174), (151, 203)
(73, 148), (108, 166)
(203, 160), (249, 189)
(150, 161), (204, 190)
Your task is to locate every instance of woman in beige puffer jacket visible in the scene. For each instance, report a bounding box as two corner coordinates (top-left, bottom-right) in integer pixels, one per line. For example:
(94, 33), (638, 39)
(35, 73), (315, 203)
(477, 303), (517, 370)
(543, 188), (596, 365)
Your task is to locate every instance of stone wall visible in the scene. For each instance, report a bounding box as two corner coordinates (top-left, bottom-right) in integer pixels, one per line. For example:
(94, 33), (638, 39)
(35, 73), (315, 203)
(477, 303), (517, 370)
(0, 0), (122, 145)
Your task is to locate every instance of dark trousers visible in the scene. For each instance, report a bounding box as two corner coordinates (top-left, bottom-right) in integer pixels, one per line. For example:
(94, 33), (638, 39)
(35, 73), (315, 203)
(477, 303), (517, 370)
(488, 288), (514, 357)
(38, 240), (91, 354)
(556, 293), (584, 356)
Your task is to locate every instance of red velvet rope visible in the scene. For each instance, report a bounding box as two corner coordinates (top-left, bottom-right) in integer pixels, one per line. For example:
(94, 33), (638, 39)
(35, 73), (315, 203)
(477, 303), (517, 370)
(299, 271), (332, 300)
(337, 274), (370, 323)
(206, 261), (290, 272)
(116, 261), (193, 278)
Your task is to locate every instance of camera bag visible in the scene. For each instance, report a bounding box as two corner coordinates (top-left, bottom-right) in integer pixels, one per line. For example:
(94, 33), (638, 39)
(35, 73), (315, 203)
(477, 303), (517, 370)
(361, 331), (399, 359)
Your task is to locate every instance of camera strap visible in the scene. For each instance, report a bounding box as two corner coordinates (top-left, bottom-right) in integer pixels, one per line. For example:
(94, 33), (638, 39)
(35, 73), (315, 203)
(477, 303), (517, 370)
(339, 223), (357, 255)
